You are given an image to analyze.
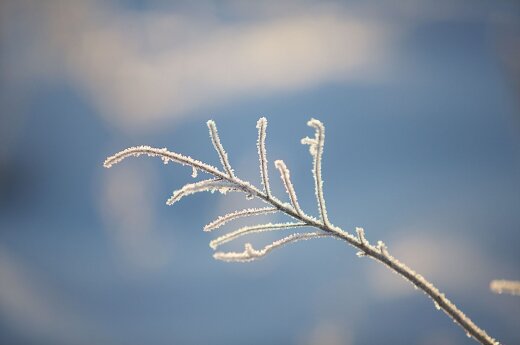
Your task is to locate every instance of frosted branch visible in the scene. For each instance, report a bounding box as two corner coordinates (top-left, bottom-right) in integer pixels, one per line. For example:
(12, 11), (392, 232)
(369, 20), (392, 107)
(256, 117), (271, 198)
(377, 240), (389, 257)
(490, 280), (520, 296)
(166, 178), (237, 205)
(204, 207), (278, 232)
(274, 160), (304, 216)
(213, 232), (333, 262)
(207, 120), (235, 178)
(209, 222), (308, 249)
(356, 227), (368, 246)
(103, 146), (224, 178)
(104, 117), (500, 345)
(302, 119), (330, 226)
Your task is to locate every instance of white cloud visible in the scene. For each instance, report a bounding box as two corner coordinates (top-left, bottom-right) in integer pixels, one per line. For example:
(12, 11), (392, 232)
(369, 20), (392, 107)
(4, 0), (395, 132)
(299, 320), (353, 345)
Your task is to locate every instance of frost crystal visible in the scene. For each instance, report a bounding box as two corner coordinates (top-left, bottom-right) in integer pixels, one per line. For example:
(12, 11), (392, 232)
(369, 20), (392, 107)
(302, 119), (330, 227)
(166, 179), (237, 205)
(210, 222), (308, 249)
(275, 160), (304, 216)
(207, 120), (235, 178)
(213, 232), (332, 262)
(355, 227), (367, 246)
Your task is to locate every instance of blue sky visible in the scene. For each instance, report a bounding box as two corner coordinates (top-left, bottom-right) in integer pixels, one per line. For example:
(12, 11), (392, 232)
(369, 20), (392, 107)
(0, 1), (519, 344)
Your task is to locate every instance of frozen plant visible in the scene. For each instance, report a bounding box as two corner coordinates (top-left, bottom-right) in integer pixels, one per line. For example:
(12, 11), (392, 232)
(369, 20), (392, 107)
(490, 280), (520, 296)
(104, 117), (499, 345)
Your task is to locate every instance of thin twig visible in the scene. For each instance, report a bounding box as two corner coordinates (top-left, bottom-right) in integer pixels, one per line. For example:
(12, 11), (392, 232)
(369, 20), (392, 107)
(257, 117), (271, 198)
(214, 232), (333, 262)
(490, 280), (520, 296)
(204, 207), (278, 232)
(274, 160), (304, 216)
(207, 120), (235, 178)
(209, 222), (308, 249)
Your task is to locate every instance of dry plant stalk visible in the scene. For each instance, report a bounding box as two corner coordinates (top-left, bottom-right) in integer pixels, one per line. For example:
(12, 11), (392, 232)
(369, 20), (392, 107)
(104, 117), (499, 345)
(490, 280), (520, 296)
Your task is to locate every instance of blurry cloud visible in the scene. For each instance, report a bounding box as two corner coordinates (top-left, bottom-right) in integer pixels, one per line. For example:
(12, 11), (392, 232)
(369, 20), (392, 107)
(3, 0), (395, 132)
(0, 247), (94, 344)
(299, 320), (353, 345)
(98, 163), (172, 273)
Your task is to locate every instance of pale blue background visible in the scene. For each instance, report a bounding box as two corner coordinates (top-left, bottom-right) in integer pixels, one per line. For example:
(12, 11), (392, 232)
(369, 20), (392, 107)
(1, 1), (519, 344)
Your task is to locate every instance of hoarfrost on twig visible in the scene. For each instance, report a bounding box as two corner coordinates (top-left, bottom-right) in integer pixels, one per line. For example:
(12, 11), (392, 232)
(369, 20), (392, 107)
(207, 120), (235, 178)
(204, 207), (278, 232)
(356, 227), (368, 246)
(166, 178), (237, 205)
(213, 232), (333, 262)
(103, 118), (500, 345)
(302, 119), (330, 227)
(256, 117), (271, 198)
(377, 240), (389, 257)
(275, 160), (304, 217)
(209, 222), (308, 249)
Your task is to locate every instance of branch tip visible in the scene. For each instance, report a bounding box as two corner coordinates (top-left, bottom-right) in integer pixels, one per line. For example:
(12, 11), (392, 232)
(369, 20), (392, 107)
(207, 120), (235, 178)
(274, 159), (304, 216)
(302, 118), (329, 226)
(256, 117), (271, 198)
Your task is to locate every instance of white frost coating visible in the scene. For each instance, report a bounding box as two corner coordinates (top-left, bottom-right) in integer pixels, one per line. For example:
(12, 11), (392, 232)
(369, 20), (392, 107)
(207, 120), (235, 178)
(355, 227), (367, 246)
(103, 146), (224, 178)
(274, 160), (304, 217)
(302, 119), (330, 226)
(301, 137), (317, 155)
(490, 280), (520, 295)
(191, 167), (198, 178)
(209, 222), (308, 249)
(166, 178), (237, 205)
(203, 207), (278, 232)
(213, 232), (333, 262)
(256, 117), (271, 198)
(377, 240), (389, 257)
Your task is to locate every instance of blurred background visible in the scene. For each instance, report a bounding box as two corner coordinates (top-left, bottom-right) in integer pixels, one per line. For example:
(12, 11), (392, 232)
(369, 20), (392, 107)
(1, 1), (519, 344)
